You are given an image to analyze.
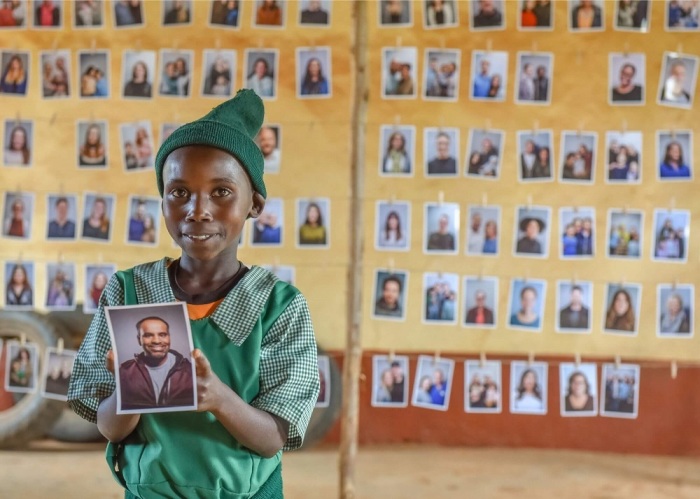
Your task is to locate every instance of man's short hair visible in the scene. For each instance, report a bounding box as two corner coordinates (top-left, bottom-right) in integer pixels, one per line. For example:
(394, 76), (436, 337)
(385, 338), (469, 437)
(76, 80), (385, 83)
(55, 197), (69, 207)
(571, 285), (583, 294)
(382, 275), (403, 293)
(135, 316), (170, 336)
(621, 63), (636, 76)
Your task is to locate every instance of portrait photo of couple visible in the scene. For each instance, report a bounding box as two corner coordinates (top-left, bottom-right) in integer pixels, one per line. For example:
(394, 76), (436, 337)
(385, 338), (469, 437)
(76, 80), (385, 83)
(465, 360), (502, 413)
(372, 355), (409, 407)
(412, 355), (454, 411)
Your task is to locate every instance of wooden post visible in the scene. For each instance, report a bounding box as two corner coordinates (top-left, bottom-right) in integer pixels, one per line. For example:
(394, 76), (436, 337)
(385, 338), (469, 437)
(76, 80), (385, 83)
(340, 1), (369, 498)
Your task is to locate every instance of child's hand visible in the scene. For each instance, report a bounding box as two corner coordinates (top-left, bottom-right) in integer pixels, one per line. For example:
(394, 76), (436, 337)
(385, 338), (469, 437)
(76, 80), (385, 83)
(105, 350), (115, 374)
(193, 349), (226, 413)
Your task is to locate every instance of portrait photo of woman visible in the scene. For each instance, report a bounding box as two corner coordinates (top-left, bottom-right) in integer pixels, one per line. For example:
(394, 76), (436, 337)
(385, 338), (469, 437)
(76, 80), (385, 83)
(254, 0), (284, 27)
(244, 50), (277, 99)
(657, 284), (694, 337)
(0, 51), (28, 95)
(380, 125), (414, 176)
(510, 361), (548, 415)
(81, 194), (113, 241)
(5, 262), (33, 308)
(78, 50), (109, 98)
(5, 342), (39, 393)
(375, 200), (410, 251)
(657, 131), (692, 180)
(604, 285), (640, 335)
(297, 48), (331, 98)
(83, 264), (116, 313)
(560, 363), (597, 416)
(77, 121), (107, 167)
(202, 49), (235, 97)
(3, 192), (32, 239)
(122, 50), (155, 99)
(424, 0), (457, 28)
(3, 121), (31, 166)
(45, 263), (75, 310)
(297, 198), (329, 247)
(508, 279), (546, 331)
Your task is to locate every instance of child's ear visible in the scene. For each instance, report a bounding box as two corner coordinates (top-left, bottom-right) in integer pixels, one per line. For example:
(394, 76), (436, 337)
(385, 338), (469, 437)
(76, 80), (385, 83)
(248, 192), (266, 219)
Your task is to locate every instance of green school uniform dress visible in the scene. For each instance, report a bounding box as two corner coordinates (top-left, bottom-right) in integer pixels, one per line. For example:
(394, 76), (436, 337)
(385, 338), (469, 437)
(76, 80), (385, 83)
(68, 258), (319, 498)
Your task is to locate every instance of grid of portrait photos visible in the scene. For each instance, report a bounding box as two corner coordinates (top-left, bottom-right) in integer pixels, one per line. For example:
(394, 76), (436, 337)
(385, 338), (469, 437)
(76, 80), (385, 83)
(369, 354), (642, 419)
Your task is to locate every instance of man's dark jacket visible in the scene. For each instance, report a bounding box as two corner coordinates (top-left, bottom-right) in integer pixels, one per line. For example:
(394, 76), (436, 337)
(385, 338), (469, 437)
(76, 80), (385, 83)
(119, 350), (193, 410)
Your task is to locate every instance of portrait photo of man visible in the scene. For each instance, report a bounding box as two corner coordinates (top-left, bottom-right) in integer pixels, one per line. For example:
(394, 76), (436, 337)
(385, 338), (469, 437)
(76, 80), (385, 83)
(106, 303), (197, 414)
(256, 124), (281, 174)
(424, 127), (458, 176)
(46, 194), (77, 240)
(373, 270), (408, 320)
(557, 281), (592, 333)
(424, 202), (459, 253)
(463, 276), (498, 328)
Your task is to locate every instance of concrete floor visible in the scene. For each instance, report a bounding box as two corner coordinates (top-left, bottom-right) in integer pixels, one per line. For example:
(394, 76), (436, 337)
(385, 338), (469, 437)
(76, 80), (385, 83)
(1, 441), (699, 498)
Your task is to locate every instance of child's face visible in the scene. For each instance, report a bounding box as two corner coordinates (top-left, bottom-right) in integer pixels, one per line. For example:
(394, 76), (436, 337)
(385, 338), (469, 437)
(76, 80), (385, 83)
(162, 145), (264, 262)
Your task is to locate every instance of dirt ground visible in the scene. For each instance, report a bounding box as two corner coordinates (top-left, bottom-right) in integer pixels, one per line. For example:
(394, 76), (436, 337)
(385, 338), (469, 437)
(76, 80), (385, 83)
(1, 440), (699, 498)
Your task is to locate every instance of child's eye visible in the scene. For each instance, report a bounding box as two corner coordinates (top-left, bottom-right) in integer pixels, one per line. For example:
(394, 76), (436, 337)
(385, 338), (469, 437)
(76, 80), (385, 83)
(212, 188), (232, 197)
(170, 188), (188, 198)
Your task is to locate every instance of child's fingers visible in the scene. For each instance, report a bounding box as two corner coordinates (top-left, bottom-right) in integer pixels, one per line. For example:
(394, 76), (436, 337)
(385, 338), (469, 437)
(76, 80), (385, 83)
(105, 350), (115, 374)
(193, 349), (212, 377)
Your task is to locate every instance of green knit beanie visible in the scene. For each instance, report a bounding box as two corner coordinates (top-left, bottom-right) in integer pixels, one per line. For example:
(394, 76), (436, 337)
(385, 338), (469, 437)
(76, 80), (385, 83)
(155, 89), (267, 198)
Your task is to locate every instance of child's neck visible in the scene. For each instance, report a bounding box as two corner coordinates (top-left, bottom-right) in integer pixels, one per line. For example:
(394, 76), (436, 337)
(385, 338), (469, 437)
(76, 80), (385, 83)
(176, 252), (241, 295)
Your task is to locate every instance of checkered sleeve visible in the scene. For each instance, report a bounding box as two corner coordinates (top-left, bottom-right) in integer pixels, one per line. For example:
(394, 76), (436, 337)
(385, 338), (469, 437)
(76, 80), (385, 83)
(67, 274), (124, 423)
(251, 293), (319, 451)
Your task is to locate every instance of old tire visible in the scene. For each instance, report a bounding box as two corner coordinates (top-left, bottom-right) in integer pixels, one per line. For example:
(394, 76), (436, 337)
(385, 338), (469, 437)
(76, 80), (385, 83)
(300, 349), (342, 449)
(46, 407), (103, 443)
(0, 311), (68, 448)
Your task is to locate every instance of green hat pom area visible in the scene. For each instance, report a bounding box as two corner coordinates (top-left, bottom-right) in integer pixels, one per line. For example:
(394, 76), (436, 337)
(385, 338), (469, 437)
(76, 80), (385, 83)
(155, 89), (267, 199)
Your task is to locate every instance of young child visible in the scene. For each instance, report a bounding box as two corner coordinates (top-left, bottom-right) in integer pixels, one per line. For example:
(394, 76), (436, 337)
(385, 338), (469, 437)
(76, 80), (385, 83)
(68, 89), (320, 498)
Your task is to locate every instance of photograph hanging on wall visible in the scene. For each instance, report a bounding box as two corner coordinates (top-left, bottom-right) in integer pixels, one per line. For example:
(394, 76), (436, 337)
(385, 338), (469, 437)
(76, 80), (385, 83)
(465, 128), (504, 178)
(462, 275), (498, 329)
(412, 355), (454, 411)
(40, 50), (71, 98)
(113, 0), (144, 28)
(252, 0), (286, 28)
(74, 0), (104, 28)
(507, 278), (546, 332)
(78, 50), (110, 98)
(375, 200), (411, 251)
(424, 127), (459, 176)
(600, 363), (640, 419)
(296, 46), (332, 98)
(201, 49), (236, 98)
(296, 198), (330, 248)
(125, 196), (160, 246)
(2, 191), (34, 240)
(559, 207), (595, 259)
(424, 202), (459, 254)
(569, 0), (604, 31)
(510, 361), (548, 415)
(465, 205), (500, 256)
(83, 263), (117, 313)
(382, 47), (418, 99)
(657, 52), (698, 108)
(316, 355), (330, 408)
(81, 193), (115, 242)
(607, 208), (644, 259)
(665, 0), (700, 31)
(33, 0), (62, 28)
(243, 48), (278, 100)
(0, 50), (29, 96)
(518, 0), (553, 30)
(465, 360), (502, 414)
(605, 130), (642, 183)
(379, 124), (415, 177)
(423, 48), (460, 101)
(41, 347), (77, 401)
(560, 362), (598, 417)
(556, 280), (593, 334)
(515, 52), (553, 104)
(4, 340), (39, 394)
(3, 118), (33, 167)
(379, 0), (412, 27)
(471, 0), (505, 30)
(651, 209), (690, 263)
(372, 354), (409, 407)
(45, 262), (76, 311)
(423, 272), (459, 325)
(299, 0), (331, 26)
(470, 50), (507, 101)
(121, 49), (156, 99)
(209, 0), (241, 28)
(120, 121), (154, 171)
(603, 282), (642, 336)
(0, 0), (26, 28)
(609, 52), (645, 105)
(251, 197), (283, 246)
(372, 269), (408, 321)
(158, 49), (193, 98)
(614, 0), (649, 31)
(517, 130), (553, 181)
(162, 0), (192, 26)
(77, 120), (108, 168)
(256, 124), (281, 174)
(423, 0), (458, 28)
(46, 193), (78, 240)
(560, 131), (597, 183)
(4, 261), (34, 309)
(657, 283), (694, 338)
(657, 130), (692, 180)
(513, 205), (551, 258)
